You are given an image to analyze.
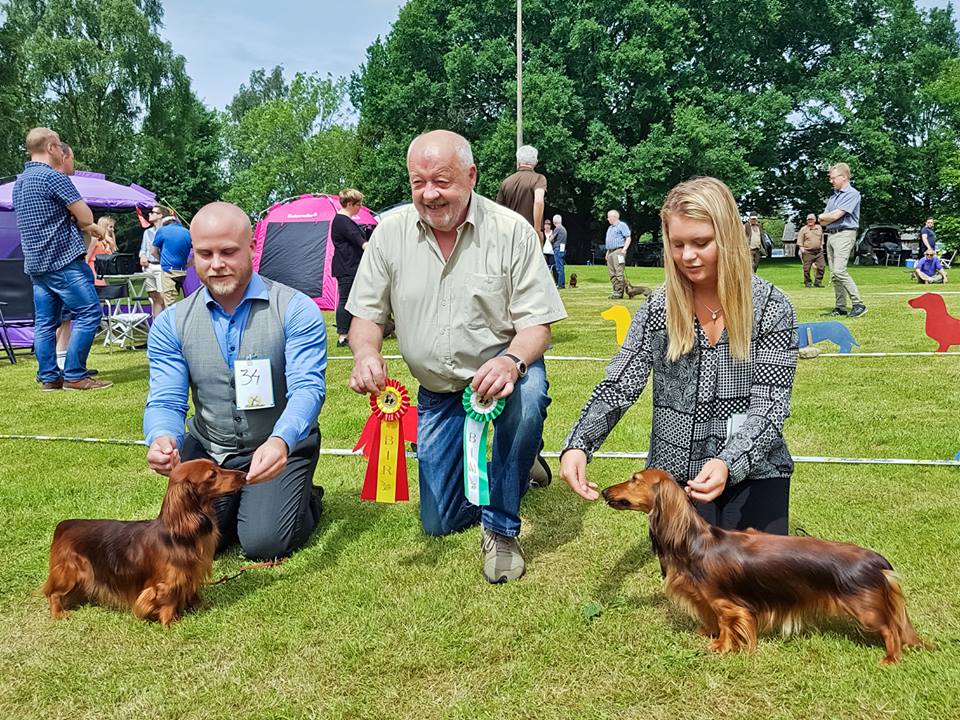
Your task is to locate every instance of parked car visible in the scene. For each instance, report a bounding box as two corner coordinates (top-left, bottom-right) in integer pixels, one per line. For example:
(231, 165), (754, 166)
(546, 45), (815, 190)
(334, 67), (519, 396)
(855, 225), (914, 266)
(591, 241), (663, 267)
(633, 242), (663, 267)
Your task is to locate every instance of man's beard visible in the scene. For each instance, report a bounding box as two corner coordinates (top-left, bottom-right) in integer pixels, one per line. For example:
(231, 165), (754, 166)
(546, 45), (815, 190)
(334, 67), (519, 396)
(416, 197), (467, 233)
(417, 207), (457, 232)
(203, 267), (251, 298)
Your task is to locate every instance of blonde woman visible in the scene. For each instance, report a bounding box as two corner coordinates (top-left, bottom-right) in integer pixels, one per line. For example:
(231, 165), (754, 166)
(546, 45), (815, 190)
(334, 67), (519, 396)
(86, 215), (118, 286)
(560, 177), (798, 534)
(331, 188), (368, 347)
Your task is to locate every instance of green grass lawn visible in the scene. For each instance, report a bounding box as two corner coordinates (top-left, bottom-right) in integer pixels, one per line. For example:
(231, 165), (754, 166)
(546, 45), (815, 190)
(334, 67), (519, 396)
(1, 261), (958, 719)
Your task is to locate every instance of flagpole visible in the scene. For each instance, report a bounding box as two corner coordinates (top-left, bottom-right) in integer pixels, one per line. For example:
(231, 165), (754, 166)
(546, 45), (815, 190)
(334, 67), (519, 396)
(516, 0), (522, 150)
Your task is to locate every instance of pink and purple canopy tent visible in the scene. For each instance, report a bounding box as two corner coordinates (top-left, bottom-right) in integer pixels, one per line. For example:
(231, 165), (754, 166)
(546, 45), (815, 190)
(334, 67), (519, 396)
(248, 194), (377, 311)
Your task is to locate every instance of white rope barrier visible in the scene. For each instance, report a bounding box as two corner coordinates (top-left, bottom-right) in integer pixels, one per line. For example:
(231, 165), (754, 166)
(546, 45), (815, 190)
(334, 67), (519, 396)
(325, 352), (960, 362)
(1, 434), (957, 466)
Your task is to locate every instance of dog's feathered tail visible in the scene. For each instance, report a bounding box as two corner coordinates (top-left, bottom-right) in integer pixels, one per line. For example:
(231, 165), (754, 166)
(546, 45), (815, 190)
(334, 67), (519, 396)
(882, 570), (929, 651)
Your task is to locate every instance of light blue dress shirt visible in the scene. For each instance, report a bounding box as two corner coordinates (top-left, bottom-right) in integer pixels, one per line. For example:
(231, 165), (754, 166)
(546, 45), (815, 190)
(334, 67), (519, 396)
(824, 185), (861, 232)
(605, 221), (631, 250)
(143, 273), (327, 453)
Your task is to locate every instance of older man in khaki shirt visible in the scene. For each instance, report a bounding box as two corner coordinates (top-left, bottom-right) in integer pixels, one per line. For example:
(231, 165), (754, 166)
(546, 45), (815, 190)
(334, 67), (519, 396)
(347, 130), (566, 584)
(796, 213), (825, 287)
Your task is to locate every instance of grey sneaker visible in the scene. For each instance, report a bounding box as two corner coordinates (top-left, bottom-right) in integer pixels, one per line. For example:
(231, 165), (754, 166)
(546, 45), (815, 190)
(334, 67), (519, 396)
(529, 453), (552, 488)
(481, 527), (525, 584)
(849, 304), (868, 318)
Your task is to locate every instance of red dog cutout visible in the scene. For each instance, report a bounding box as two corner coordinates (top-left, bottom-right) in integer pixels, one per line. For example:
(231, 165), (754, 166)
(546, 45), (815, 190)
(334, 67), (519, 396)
(908, 293), (960, 352)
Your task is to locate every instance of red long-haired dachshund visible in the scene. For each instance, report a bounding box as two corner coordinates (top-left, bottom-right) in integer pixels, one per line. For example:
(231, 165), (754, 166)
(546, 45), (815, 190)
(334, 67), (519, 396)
(43, 459), (256, 626)
(603, 469), (927, 664)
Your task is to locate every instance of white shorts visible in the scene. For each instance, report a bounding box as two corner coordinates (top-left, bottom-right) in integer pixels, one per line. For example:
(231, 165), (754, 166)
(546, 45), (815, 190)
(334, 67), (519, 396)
(143, 264), (163, 293)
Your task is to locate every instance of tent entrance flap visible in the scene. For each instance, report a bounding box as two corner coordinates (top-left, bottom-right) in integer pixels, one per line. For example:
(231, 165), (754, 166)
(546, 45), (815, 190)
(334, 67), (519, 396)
(258, 221), (330, 298)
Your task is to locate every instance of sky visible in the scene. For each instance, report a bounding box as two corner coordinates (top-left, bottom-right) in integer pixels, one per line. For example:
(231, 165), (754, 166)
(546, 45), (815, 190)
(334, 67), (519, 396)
(159, 0), (406, 110)
(29, 0), (960, 112)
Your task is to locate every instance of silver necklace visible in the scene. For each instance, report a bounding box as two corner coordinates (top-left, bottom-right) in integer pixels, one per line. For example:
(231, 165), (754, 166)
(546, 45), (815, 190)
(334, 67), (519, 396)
(702, 302), (722, 321)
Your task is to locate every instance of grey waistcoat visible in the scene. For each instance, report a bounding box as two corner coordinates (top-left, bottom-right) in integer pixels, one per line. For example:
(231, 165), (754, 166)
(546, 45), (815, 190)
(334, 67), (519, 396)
(175, 279), (302, 462)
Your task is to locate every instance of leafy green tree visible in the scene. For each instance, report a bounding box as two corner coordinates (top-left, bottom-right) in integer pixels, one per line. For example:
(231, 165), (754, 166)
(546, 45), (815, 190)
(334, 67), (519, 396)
(132, 64), (224, 215)
(2, 0), (184, 177)
(227, 65), (290, 122)
(352, 0), (959, 256)
(224, 71), (358, 213)
(1, 0), (224, 214)
(0, 19), (32, 175)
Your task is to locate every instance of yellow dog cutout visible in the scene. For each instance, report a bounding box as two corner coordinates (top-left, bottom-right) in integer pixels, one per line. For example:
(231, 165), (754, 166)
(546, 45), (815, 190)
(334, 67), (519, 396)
(601, 305), (632, 346)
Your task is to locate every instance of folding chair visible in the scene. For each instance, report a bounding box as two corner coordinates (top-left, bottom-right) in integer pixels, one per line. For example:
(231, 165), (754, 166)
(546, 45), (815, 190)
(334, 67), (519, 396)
(941, 248), (956, 270)
(0, 259), (36, 364)
(103, 275), (151, 349)
(96, 284), (127, 343)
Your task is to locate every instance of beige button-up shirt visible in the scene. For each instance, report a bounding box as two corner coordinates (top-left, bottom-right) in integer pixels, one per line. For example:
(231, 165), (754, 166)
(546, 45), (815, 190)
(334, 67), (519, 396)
(346, 192), (567, 392)
(796, 224), (823, 251)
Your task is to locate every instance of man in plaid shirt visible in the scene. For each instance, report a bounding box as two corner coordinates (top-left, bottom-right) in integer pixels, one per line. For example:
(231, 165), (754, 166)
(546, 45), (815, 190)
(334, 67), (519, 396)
(13, 128), (111, 391)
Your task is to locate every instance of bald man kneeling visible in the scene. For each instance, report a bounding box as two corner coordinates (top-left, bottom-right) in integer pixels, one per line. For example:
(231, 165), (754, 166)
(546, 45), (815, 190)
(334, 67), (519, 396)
(143, 201), (328, 559)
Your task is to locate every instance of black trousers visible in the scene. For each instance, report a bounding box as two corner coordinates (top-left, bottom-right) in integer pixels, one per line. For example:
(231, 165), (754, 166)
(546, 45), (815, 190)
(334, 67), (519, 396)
(694, 477), (790, 535)
(336, 275), (354, 336)
(181, 428), (322, 559)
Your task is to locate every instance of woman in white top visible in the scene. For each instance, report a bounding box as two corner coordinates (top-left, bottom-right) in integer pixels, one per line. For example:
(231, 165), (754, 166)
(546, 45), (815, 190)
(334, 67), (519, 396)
(543, 218), (556, 282)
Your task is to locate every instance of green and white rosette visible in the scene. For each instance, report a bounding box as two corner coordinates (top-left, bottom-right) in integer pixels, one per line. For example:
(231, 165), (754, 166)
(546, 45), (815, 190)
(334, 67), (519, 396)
(462, 387), (506, 506)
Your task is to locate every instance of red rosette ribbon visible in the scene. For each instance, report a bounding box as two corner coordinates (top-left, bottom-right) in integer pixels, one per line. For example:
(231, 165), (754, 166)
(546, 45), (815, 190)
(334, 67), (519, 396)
(353, 379), (417, 502)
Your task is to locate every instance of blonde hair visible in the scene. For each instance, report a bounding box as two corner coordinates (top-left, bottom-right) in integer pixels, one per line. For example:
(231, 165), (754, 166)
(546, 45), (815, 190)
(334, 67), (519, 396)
(829, 162), (851, 179)
(26, 127), (60, 155)
(338, 188), (364, 206)
(97, 216), (117, 252)
(660, 177), (753, 362)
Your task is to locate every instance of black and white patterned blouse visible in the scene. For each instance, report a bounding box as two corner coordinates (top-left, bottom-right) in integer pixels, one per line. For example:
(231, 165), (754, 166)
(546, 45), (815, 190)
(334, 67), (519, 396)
(564, 276), (798, 485)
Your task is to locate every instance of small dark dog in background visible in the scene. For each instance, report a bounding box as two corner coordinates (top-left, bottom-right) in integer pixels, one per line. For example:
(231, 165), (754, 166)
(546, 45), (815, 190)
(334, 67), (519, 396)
(43, 459), (259, 626)
(569, 273), (578, 288)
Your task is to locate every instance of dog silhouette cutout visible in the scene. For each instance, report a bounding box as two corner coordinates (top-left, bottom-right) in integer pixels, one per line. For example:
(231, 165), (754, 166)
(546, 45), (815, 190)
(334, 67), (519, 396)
(908, 293), (960, 352)
(601, 305), (632, 345)
(796, 321), (860, 354)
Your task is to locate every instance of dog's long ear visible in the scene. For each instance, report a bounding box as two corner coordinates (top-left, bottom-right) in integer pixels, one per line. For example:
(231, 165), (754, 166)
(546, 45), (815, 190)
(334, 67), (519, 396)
(160, 472), (207, 538)
(646, 476), (665, 552)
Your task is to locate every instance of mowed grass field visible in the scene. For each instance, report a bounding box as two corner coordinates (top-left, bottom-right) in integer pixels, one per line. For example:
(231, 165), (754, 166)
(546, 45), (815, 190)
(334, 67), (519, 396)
(1, 261), (958, 719)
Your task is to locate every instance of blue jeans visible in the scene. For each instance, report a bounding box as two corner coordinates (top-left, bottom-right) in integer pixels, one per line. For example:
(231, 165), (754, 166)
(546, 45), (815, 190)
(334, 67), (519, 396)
(31, 257), (101, 382)
(555, 251), (566, 288)
(416, 359), (550, 538)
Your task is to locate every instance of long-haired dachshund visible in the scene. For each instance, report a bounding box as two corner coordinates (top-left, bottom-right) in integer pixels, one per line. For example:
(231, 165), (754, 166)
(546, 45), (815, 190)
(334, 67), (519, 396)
(603, 469), (927, 664)
(43, 459), (256, 626)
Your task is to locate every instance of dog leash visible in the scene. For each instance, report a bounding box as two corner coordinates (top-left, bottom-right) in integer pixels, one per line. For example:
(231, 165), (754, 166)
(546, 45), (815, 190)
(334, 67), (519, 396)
(208, 557), (286, 586)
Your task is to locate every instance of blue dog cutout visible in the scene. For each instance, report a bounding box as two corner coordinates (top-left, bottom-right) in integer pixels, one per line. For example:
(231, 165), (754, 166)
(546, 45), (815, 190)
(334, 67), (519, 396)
(796, 321), (860, 354)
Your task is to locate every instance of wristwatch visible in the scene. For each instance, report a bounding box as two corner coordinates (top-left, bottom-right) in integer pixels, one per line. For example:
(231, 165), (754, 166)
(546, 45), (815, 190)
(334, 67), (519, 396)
(504, 353), (527, 378)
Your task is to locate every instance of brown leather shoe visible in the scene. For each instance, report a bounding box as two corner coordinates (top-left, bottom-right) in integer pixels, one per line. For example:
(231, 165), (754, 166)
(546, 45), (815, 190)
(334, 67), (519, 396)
(41, 379), (63, 391)
(63, 377), (113, 391)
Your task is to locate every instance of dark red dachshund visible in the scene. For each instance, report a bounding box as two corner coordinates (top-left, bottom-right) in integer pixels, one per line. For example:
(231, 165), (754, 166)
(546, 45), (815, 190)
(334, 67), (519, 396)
(43, 459), (256, 626)
(603, 469), (927, 664)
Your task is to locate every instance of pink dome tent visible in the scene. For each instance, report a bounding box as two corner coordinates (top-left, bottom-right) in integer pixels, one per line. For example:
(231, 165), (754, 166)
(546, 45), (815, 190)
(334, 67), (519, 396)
(250, 194), (377, 311)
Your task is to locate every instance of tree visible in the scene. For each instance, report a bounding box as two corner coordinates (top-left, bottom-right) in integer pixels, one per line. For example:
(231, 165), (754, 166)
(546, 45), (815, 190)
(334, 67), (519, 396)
(226, 65), (290, 122)
(0, 18), (32, 175)
(224, 71), (359, 212)
(352, 0), (960, 258)
(1, 0), (225, 214)
(2, 0), (186, 177)
(132, 63), (224, 215)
